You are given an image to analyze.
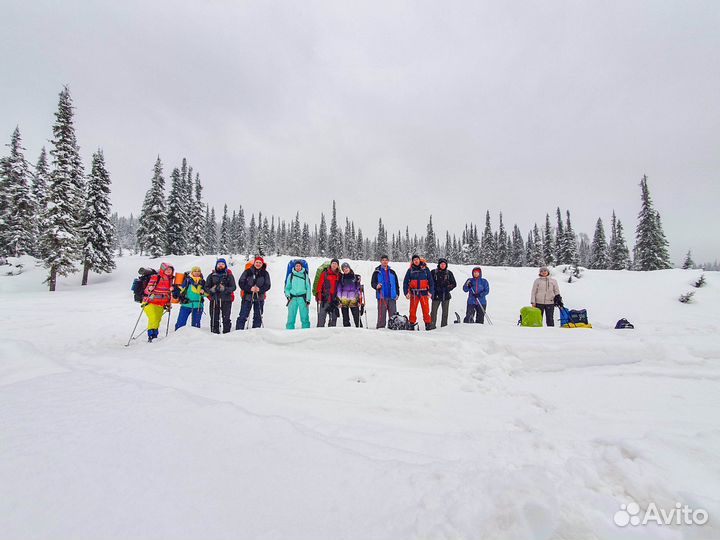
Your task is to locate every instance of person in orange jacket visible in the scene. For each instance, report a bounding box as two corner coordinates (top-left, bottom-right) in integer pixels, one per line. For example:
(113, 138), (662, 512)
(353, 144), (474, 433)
(143, 262), (174, 342)
(402, 254), (435, 330)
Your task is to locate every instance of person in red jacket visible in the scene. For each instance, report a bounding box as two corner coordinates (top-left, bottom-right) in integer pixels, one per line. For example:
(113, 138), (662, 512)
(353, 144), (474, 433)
(316, 258), (341, 327)
(143, 262), (174, 342)
(403, 254), (435, 330)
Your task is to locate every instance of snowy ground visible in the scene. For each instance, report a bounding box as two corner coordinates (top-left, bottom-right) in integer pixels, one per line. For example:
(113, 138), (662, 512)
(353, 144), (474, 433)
(1, 255), (719, 540)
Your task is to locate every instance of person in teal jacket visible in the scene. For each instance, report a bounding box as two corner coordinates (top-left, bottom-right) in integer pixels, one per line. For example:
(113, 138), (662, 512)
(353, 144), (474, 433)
(175, 266), (205, 330)
(285, 260), (312, 329)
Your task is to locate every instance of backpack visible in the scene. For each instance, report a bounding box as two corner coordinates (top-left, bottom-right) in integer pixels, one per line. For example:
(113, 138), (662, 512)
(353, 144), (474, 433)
(519, 306), (543, 327)
(172, 271), (187, 304)
(388, 313), (417, 331)
(312, 261), (331, 297)
(132, 268), (157, 302)
(560, 307), (592, 328)
(286, 259), (310, 285)
(615, 318), (634, 329)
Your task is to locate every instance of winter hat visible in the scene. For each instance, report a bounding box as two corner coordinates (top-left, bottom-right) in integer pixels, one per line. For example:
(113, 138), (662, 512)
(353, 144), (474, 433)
(330, 258), (340, 265)
(539, 266), (550, 276)
(159, 262), (174, 274)
(411, 254), (420, 262)
(472, 266), (482, 277)
(341, 262), (351, 271)
(191, 266), (202, 274)
(380, 254), (389, 261)
(254, 256), (265, 265)
(437, 258), (448, 268)
(215, 258), (228, 271)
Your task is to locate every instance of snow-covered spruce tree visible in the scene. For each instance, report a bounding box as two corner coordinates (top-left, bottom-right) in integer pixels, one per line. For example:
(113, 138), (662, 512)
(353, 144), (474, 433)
(509, 225), (525, 267)
(356, 228), (364, 260)
(289, 212), (301, 255)
(554, 208), (566, 264)
(188, 174), (204, 255)
(564, 210), (579, 266)
(607, 211), (631, 270)
(32, 147), (51, 258)
(136, 157), (167, 257)
(375, 218), (389, 259)
(578, 233), (590, 268)
(228, 210), (239, 253)
(425, 215), (437, 262)
(480, 211), (495, 265)
(318, 213), (327, 257)
(343, 219), (354, 259)
(589, 218), (608, 269)
(528, 224), (543, 267)
(682, 250), (695, 270)
(1, 127), (35, 257)
(218, 204), (230, 253)
(236, 206), (246, 255)
(165, 167), (187, 255)
(542, 214), (554, 266)
(80, 150), (115, 285)
(301, 223), (310, 256)
(267, 216), (277, 255)
(204, 205), (217, 254)
(42, 87), (86, 290)
(328, 200), (342, 257)
(495, 213), (508, 266)
(247, 214), (257, 256)
(634, 175), (671, 271)
(256, 217), (270, 256)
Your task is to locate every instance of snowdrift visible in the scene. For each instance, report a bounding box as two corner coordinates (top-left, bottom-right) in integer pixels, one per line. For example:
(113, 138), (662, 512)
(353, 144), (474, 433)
(1, 255), (718, 540)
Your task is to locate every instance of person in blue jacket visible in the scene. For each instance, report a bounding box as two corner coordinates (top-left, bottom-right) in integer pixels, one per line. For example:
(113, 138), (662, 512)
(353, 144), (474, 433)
(370, 254), (400, 329)
(463, 266), (490, 324)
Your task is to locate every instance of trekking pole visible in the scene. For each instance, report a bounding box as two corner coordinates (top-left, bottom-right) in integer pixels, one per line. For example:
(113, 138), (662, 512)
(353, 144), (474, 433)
(477, 301), (493, 325)
(165, 304), (172, 336)
(125, 305), (146, 347)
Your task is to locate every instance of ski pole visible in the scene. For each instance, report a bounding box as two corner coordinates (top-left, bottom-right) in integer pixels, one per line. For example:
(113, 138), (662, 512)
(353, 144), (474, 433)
(477, 301), (493, 325)
(165, 304), (172, 336)
(125, 305), (146, 347)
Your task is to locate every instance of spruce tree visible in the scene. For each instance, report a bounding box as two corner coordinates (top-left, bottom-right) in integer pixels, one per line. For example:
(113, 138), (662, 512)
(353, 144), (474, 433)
(528, 224), (542, 267)
(219, 204), (230, 253)
(608, 211), (630, 270)
(30, 147), (51, 258)
(43, 87), (86, 290)
(136, 157), (167, 257)
(425, 215), (437, 262)
(589, 218), (608, 269)
(318, 212), (327, 257)
(496, 213), (508, 266)
(510, 225), (525, 267)
(290, 212), (302, 254)
(237, 206), (246, 255)
(634, 175), (671, 270)
(682, 250), (694, 270)
(480, 211), (495, 265)
(1, 127), (35, 256)
(375, 218), (389, 259)
(578, 233), (591, 268)
(247, 214), (257, 255)
(555, 208), (566, 264)
(542, 214), (554, 265)
(257, 217), (270, 256)
(356, 228), (365, 260)
(188, 174), (204, 255)
(564, 210), (579, 266)
(81, 150), (115, 285)
(301, 223), (310, 256)
(328, 200), (342, 257)
(204, 205), (217, 254)
(165, 167), (187, 255)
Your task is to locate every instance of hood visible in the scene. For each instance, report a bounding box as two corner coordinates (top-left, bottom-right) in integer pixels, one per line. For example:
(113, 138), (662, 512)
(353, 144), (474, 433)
(215, 258), (228, 272)
(538, 266), (550, 276)
(159, 262), (174, 274)
(437, 258), (448, 270)
(471, 266), (482, 277)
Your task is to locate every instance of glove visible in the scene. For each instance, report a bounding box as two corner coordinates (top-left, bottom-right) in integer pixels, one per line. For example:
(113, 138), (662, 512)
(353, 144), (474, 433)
(218, 284), (225, 292)
(163, 304), (172, 312)
(172, 285), (180, 299)
(306, 301), (310, 306)
(207, 285), (216, 293)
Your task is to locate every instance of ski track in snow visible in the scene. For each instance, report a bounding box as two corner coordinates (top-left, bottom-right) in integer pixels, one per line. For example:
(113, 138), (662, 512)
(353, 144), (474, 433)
(1, 255), (719, 540)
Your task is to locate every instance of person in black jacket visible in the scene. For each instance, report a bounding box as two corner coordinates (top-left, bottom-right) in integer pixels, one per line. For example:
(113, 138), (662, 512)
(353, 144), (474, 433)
(236, 256), (271, 330)
(205, 258), (237, 334)
(430, 258), (456, 328)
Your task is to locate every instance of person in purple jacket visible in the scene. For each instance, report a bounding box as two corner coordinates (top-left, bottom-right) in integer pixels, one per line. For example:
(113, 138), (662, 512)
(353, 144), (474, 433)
(337, 262), (363, 327)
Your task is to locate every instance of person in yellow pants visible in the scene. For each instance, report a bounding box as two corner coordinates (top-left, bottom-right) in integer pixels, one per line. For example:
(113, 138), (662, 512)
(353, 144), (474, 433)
(142, 262), (174, 341)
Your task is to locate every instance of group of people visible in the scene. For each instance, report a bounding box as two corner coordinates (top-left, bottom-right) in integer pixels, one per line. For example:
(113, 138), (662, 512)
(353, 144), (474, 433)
(138, 254), (561, 341)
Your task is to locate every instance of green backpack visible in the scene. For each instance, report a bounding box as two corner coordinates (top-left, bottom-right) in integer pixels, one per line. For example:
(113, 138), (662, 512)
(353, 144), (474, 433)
(519, 306), (543, 327)
(312, 261), (331, 297)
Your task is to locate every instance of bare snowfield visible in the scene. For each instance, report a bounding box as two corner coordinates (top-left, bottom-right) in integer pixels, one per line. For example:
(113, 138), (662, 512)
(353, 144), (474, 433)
(1, 255), (718, 540)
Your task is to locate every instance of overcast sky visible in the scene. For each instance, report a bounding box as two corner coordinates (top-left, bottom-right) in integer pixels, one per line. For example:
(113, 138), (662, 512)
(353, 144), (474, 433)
(2, 0), (719, 263)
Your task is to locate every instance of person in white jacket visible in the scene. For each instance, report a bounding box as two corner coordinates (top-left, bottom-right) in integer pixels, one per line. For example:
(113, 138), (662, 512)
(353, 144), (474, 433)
(531, 266), (561, 326)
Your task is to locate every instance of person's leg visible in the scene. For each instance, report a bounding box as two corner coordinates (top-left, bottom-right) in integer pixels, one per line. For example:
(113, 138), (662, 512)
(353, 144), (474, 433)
(440, 299), (450, 327)
(430, 299), (440, 327)
(175, 306), (191, 330)
(286, 298), (299, 329)
(545, 305), (555, 327)
(221, 300), (233, 333)
(191, 305), (203, 328)
(408, 295), (420, 325)
(299, 299), (311, 329)
(387, 299), (397, 318)
(476, 303), (485, 324)
(328, 304), (338, 327)
(464, 304), (475, 323)
(420, 296), (432, 327)
(350, 306), (360, 327)
(341, 305), (351, 327)
(252, 300), (264, 328)
(144, 304), (163, 339)
(210, 299), (220, 333)
(376, 299), (387, 328)
(317, 303), (328, 327)
(236, 298), (250, 330)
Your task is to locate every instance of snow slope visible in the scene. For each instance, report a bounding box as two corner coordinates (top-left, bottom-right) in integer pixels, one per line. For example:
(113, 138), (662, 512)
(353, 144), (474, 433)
(1, 256), (719, 540)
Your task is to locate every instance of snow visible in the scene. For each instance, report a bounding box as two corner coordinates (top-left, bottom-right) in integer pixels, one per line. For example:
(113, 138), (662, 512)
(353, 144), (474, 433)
(1, 255), (719, 539)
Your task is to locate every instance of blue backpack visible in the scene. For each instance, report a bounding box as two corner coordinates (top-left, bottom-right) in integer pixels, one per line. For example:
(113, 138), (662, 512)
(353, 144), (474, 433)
(286, 259), (310, 285)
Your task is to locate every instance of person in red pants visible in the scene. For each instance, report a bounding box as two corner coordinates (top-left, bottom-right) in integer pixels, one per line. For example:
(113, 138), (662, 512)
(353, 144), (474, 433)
(402, 254), (435, 330)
